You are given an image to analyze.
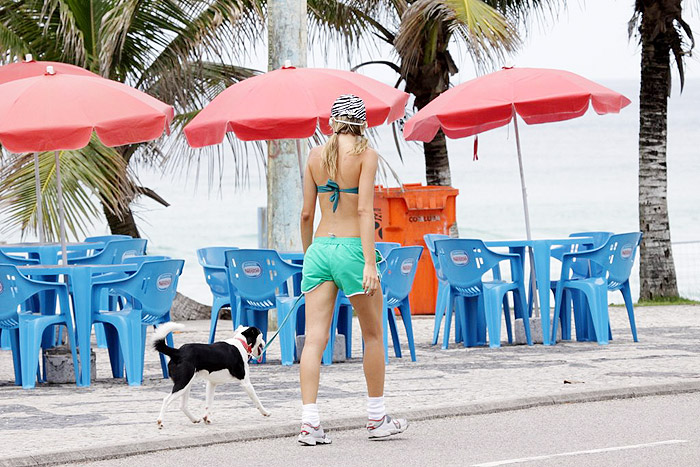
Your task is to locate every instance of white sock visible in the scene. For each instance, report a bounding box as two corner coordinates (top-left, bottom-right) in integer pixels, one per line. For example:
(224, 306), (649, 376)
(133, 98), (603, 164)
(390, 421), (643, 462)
(367, 396), (386, 420)
(302, 403), (320, 426)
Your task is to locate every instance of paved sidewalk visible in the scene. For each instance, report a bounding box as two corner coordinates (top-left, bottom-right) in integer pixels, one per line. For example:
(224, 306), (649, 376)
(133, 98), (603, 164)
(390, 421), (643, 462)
(1, 305), (699, 466)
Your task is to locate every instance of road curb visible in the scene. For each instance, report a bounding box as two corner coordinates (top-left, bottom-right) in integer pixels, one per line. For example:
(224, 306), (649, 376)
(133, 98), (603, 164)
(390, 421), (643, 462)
(3, 381), (700, 466)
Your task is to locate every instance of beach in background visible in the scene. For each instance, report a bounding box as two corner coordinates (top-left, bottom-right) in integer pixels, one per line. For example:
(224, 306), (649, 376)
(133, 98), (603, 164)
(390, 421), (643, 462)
(3, 79), (699, 305)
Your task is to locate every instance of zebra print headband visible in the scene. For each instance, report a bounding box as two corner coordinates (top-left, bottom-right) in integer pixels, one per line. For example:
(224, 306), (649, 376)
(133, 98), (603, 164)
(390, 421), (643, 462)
(330, 94), (367, 124)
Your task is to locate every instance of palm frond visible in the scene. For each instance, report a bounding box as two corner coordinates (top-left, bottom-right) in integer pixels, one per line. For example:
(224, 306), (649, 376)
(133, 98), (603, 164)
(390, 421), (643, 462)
(308, 0), (395, 51)
(0, 10), (31, 58)
(0, 138), (137, 241)
(40, 0), (87, 67)
(101, 0), (264, 84)
(629, 0), (696, 92)
(0, 0), (50, 61)
(396, 0), (520, 74)
(483, 0), (561, 32)
(144, 60), (259, 115)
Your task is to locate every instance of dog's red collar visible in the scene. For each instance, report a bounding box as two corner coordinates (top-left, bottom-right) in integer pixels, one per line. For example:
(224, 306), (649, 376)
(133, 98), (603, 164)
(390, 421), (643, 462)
(235, 337), (253, 354)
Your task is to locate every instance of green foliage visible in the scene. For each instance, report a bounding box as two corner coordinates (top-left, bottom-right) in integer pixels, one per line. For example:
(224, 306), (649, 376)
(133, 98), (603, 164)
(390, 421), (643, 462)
(0, 0), (265, 239)
(0, 138), (137, 241)
(636, 296), (700, 306)
(629, 0), (697, 91)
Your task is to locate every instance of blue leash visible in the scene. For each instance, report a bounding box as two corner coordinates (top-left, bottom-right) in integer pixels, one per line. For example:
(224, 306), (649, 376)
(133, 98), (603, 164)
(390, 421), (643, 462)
(261, 294), (304, 353)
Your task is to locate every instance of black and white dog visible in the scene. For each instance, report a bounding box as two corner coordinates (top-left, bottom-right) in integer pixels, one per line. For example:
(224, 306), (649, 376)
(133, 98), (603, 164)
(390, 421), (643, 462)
(152, 322), (271, 428)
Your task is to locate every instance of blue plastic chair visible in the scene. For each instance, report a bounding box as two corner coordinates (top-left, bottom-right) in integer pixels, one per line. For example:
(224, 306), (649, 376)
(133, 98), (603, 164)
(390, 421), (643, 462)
(0, 265), (79, 388)
(550, 232), (613, 340)
(435, 239), (531, 348)
(69, 239), (147, 348)
(68, 239), (148, 265)
(93, 255), (173, 376)
(551, 232), (642, 345)
(197, 247), (239, 344)
(380, 246), (423, 362)
(0, 253), (42, 350)
(65, 235), (134, 260)
(84, 234), (132, 243)
(225, 249), (302, 363)
(424, 234), (452, 346)
(0, 251), (40, 266)
(91, 259), (184, 385)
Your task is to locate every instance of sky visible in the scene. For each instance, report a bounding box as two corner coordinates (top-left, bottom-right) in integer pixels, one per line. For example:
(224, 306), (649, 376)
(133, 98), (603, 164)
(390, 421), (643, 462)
(509, 0), (700, 81)
(245, 0), (700, 86)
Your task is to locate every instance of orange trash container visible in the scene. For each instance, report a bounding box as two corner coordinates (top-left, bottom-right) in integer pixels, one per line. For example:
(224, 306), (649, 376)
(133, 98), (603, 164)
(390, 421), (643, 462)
(374, 183), (459, 314)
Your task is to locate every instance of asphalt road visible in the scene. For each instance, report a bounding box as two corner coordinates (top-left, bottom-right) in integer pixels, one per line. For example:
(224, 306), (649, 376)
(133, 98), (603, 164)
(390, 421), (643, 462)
(77, 393), (700, 467)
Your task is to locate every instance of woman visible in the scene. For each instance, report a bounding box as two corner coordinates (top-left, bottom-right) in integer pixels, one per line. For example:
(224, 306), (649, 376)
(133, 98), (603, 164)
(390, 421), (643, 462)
(297, 94), (407, 446)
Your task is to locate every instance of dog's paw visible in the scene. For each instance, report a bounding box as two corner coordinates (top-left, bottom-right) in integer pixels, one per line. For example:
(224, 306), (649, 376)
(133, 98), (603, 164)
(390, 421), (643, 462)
(203, 415), (212, 425)
(260, 409), (271, 417)
(192, 418), (202, 424)
(157, 419), (163, 429)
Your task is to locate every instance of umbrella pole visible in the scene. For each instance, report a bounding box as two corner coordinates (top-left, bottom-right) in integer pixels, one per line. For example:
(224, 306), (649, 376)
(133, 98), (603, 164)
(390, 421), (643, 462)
(512, 110), (540, 317)
(54, 150), (68, 264)
(33, 152), (45, 243)
(296, 139), (304, 179)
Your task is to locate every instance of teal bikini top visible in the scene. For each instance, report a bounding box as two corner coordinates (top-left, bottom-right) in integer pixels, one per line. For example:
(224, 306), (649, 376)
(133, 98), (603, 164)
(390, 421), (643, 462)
(317, 179), (359, 212)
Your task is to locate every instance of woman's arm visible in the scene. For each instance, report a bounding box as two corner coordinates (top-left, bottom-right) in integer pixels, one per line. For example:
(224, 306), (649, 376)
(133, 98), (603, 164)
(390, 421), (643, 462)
(357, 149), (379, 295)
(300, 152), (317, 253)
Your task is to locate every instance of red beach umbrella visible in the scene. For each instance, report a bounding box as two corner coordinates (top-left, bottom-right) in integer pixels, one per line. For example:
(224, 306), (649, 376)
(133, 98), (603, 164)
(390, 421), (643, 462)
(403, 67), (631, 240)
(184, 65), (408, 147)
(0, 57), (99, 85)
(0, 70), (173, 152)
(0, 57), (102, 241)
(0, 67), (174, 262)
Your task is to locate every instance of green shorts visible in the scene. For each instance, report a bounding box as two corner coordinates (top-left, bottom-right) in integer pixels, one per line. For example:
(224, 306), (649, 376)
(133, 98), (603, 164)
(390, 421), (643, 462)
(301, 237), (382, 297)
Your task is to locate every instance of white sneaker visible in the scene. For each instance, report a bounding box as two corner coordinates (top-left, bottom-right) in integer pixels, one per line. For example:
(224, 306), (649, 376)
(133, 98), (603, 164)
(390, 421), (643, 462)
(366, 414), (408, 439)
(298, 422), (332, 446)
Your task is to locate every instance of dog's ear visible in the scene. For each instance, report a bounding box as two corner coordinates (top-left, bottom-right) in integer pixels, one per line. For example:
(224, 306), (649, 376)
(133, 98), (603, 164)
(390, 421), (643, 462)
(233, 325), (244, 336)
(241, 326), (260, 344)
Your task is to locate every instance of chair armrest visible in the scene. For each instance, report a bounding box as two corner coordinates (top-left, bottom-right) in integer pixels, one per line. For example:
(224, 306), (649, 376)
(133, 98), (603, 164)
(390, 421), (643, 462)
(485, 251), (524, 282)
(501, 253), (524, 283)
(559, 245), (607, 281)
(26, 278), (69, 290)
(91, 273), (133, 288)
(280, 260), (303, 270)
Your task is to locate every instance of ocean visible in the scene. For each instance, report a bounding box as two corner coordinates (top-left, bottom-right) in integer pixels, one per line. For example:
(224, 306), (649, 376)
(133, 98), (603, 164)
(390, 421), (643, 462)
(2, 79), (699, 304)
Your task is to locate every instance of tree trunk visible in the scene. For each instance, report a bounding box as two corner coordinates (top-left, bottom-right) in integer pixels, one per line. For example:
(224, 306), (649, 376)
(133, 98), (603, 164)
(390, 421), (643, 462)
(105, 148), (141, 238)
(423, 130), (452, 186)
(637, 14), (679, 300)
(403, 47), (453, 187)
(267, 0), (306, 251)
(103, 202), (140, 238)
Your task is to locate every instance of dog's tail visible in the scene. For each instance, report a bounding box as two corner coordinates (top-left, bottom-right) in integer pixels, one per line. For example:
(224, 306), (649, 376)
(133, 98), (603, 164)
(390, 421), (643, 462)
(152, 322), (185, 359)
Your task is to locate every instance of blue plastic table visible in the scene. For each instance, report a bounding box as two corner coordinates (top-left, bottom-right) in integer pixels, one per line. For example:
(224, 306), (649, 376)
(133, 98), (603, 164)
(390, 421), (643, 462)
(1, 242), (103, 264)
(2, 242), (106, 348)
(18, 263), (137, 386)
(485, 237), (594, 345)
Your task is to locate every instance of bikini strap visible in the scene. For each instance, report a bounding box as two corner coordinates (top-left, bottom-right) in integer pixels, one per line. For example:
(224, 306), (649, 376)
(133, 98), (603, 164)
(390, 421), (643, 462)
(317, 179), (359, 212)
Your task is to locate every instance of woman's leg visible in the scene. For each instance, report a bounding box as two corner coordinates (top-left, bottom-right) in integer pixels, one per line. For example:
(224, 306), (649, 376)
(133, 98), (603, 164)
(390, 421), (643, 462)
(348, 292), (385, 397)
(350, 291), (409, 438)
(300, 281), (338, 404)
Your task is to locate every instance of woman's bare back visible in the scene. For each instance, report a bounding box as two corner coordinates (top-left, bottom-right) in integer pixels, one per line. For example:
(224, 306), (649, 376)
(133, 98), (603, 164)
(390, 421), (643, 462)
(308, 135), (375, 238)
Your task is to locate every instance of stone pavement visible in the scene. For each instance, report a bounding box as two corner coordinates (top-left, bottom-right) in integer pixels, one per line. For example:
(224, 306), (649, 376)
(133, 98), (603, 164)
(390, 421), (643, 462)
(1, 305), (699, 466)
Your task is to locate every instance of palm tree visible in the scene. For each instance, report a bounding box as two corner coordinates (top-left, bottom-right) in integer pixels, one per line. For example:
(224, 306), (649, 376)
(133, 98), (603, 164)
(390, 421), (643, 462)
(315, 0), (558, 186)
(629, 0), (695, 299)
(0, 0), (263, 240)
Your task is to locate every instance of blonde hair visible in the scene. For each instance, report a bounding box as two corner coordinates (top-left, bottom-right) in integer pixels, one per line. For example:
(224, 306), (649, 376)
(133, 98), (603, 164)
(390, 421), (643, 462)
(321, 116), (369, 180)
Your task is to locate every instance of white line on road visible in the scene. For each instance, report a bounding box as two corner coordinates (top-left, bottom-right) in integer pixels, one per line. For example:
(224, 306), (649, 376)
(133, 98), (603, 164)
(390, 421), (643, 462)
(472, 439), (689, 466)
